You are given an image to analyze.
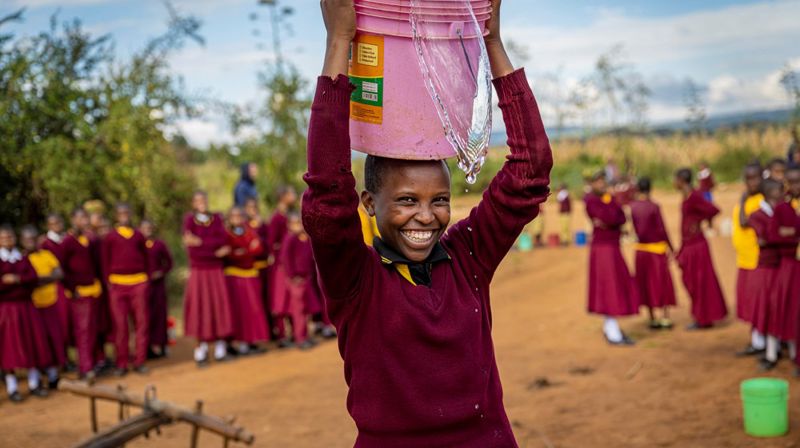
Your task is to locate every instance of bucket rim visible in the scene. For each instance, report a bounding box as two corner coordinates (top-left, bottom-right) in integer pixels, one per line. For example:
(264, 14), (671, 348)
(740, 378), (789, 397)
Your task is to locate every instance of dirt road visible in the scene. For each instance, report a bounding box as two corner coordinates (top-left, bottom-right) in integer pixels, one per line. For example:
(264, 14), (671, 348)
(1, 188), (798, 448)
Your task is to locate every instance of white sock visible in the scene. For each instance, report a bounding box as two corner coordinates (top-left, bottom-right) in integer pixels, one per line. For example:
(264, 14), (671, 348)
(214, 341), (227, 360)
(46, 367), (59, 383)
(765, 336), (779, 362)
(28, 369), (41, 390)
(603, 317), (623, 343)
(5, 374), (18, 395)
(194, 342), (209, 362)
(751, 329), (766, 350)
(236, 343), (250, 355)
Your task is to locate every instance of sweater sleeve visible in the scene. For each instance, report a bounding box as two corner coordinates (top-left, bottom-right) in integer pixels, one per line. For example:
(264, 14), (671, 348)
(586, 197), (626, 228)
(302, 75), (371, 302)
(444, 69), (553, 280)
(161, 242), (174, 275)
(690, 192), (720, 221)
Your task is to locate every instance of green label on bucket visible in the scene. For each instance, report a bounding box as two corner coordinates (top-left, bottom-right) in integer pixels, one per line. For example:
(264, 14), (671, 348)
(351, 77), (383, 107)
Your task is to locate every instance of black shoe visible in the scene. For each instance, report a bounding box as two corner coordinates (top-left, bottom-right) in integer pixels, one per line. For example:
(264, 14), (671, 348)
(78, 370), (96, 382)
(686, 322), (713, 331)
(736, 345), (765, 357)
(8, 391), (24, 403)
(64, 362), (78, 373)
(48, 377), (60, 391)
(248, 344), (268, 355)
(278, 339), (295, 349)
(298, 340), (316, 351)
(320, 327), (337, 339)
(133, 365), (150, 375)
(605, 334), (635, 346)
(648, 320), (661, 330)
(214, 355), (232, 363)
(30, 387), (49, 398)
(759, 358), (778, 371)
(112, 367), (128, 377)
(196, 358), (209, 369)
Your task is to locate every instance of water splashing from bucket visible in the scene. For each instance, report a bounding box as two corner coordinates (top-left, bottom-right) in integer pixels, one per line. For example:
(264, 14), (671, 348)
(409, 0), (493, 184)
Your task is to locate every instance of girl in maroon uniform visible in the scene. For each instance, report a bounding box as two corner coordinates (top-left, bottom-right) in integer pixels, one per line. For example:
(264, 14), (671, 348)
(183, 191), (233, 367)
(224, 206), (270, 354)
(277, 213), (318, 350)
(584, 172), (639, 345)
(244, 198), (274, 337)
(267, 185), (297, 343)
(674, 168), (728, 330)
(140, 220), (173, 358)
(303, 1), (552, 444)
(630, 177), (676, 329)
(0, 226), (52, 402)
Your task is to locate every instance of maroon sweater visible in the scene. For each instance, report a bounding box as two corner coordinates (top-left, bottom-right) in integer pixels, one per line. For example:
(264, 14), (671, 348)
(61, 233), (100, 291)
(302, 70), (552, 447)
(146, 239), (173, 282)
(102, 227), (149, 279)
(280, 233), (314, 279)
(630, 199), (672, 248)
(183, 213), (228, 268)
(267, 212), (288, 262)
(775, 201), (800, 259)
(0, 258), (38, 302)
(41, 237), (65, 263)
(680, 189), (719, 245)
(585, 193), (626, 244)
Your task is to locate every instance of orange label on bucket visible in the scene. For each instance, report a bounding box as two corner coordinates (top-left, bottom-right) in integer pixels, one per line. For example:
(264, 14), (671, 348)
(350, 33), (384, 125)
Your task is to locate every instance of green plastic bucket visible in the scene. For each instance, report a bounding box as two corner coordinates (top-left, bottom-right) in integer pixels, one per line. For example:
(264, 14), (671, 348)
(740, 378), (789, 437)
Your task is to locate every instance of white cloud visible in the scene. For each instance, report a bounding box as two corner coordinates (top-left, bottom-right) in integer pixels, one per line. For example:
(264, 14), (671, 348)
(9, 0), (120, 7)
(169, 118), (233, 147)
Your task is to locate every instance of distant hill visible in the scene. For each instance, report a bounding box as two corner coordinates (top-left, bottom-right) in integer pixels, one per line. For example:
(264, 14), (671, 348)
(489, 108), (794, 145)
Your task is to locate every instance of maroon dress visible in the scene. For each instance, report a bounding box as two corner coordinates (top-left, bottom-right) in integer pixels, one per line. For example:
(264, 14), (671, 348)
(630, 199), (676, 308)
(146, 239), (173, 348)
(760, 202), (800, 340)
(182, 213), (233, 342)
(224, 227), (269, 344)
(585, 193), (639, 317)
(41, 236), (70, 338)
(267, 212), (289, 317)
(61, 233), (102, 374)
(0, 256), (52, 370)
(676, 190), (727, 326)
(303, 70), (552, 447)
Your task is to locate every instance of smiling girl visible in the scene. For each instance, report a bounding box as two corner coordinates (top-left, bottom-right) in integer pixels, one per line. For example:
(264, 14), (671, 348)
(302, 1), (552, 445)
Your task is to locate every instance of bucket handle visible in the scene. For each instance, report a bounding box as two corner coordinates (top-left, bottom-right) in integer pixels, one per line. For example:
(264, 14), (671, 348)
(451, 23), (477, 85)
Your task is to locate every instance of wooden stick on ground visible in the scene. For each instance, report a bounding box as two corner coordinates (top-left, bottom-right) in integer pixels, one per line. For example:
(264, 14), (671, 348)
(59, 380), (255, 446)
(73, 412), (172, 448)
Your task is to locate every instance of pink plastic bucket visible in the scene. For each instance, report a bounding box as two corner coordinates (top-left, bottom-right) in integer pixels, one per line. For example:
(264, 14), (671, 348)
(349, 2), (489, 160)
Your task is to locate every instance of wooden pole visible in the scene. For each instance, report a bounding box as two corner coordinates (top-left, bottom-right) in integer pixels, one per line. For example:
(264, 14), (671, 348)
(190, 400), (203, 448)
(90, 398), (98, 434)
(73, 412), (172, 448)
(59, 381), (255, 445)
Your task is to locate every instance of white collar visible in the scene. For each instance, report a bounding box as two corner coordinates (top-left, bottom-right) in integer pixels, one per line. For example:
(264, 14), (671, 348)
(760, 200), (774, 217)
(47, 230), (63, 244)
(0, 247), (22, 263)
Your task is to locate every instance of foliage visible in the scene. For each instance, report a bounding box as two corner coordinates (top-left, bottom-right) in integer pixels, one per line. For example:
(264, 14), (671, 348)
(0, 7), (199, 233)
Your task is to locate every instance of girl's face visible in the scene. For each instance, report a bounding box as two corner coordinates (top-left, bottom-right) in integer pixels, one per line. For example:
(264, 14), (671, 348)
(0, 230), (15, 250)
(744, 168), (762, 195)
(228, 209), (245, 228)
(591, 178), (607, 195)
(363, 160), (451, 263)
(787, 170), (800, 198)
(71, 211), (89, 231)
(244, 200), (259, 219)
(192, 193), (209, 214)
(140, 222), (154, 239)
(281, 188), (298, 207)
(287, 217), (303, 235)
(47, 216), (64, 234)
(20, 232), (37, 252)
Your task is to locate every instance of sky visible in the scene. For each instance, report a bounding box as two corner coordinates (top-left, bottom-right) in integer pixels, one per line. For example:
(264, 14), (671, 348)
(5, 0), (800, 147)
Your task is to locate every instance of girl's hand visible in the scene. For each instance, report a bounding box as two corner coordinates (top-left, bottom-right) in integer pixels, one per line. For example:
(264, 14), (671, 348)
(322, 0), (356, 45)
(320, 0), (356, 78)
(2, 274), (20, 285)
(215, 246), (232, 258)
(482, 0), (514, 78)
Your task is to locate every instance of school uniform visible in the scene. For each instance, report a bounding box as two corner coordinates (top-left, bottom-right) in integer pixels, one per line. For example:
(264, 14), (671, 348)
(248, 219), (273, 332)
(102, 226), (150, 369)
(303, 70), (552, 447)
(676, 190), (728, 326)
(0, 253), (52, 372)
(145, 238), (173, 349)
(61, 233), (102, 374)
(630, 199), (676, 309)
(183, 212), (233, 342)
(748, 207), (784, 337)
(764, 202), (800, 341)
(267, 211), (289, 321)
(279, 233), (317, 344)
(224, 227), (269, 344)
(41, 233), (70, 344)
(698, 168), (715, 202)
(585, 193), (639, 317)
(27, 249), (67, 367)
(732, 193), (764, 324)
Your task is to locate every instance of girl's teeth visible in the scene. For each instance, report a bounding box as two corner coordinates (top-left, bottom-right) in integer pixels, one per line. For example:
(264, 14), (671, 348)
(404, 231), (433, 242)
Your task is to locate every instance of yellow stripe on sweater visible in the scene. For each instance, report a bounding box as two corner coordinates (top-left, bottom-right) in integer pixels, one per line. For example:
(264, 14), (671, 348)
(224, 267), (259, 278)
(109, 273), (148, 286)
(635, 241), (669, 255)
(394, 264), (417, 286)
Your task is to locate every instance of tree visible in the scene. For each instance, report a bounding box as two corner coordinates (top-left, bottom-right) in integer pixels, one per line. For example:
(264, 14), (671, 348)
(780, 64), (800, 130)
(683, 78), (707, 134)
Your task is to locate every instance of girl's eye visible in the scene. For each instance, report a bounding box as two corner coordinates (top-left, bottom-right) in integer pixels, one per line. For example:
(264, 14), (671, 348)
(434, 197), (450, 204)
(398, 197), (415, 203)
